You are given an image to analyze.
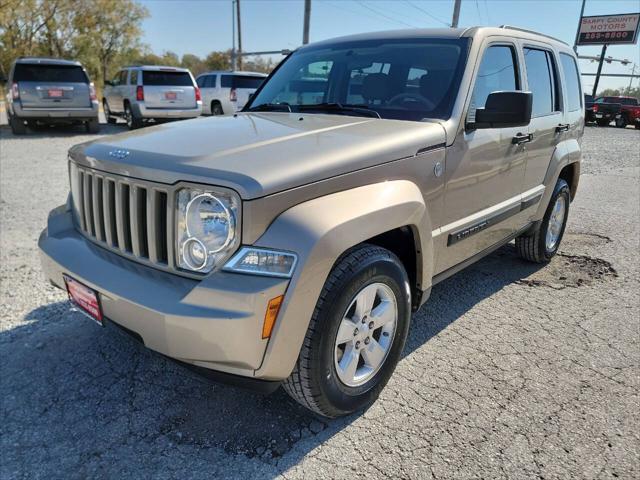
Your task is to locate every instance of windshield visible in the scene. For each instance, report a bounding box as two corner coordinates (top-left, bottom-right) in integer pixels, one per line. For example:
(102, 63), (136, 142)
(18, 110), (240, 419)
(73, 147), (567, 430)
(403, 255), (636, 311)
(14, 64), (88, 83)
(247, 37), (469, 121)
(142, 71), (193, 86)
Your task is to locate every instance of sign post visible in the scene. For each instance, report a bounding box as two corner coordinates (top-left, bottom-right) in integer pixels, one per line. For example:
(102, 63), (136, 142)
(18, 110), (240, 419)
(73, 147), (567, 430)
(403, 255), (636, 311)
(574, 12), (640, 96)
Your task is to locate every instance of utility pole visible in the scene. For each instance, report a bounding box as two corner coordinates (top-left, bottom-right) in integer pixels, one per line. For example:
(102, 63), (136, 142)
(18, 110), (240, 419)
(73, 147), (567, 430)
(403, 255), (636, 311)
(451, 0), (461, 28)
(573, 0), (586, 53)
(303, 0), (311, 45)
(592, 44), (608, 97)
(231, 0), (237, 70)
(236, 0), (243, 71)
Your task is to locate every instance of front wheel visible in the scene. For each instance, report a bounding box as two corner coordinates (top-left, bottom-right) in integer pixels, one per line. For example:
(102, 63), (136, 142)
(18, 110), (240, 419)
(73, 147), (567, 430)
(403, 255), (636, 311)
(103, 100), (117, 124)
(283, 244), (411, 418)
(516, 178), (570, 263)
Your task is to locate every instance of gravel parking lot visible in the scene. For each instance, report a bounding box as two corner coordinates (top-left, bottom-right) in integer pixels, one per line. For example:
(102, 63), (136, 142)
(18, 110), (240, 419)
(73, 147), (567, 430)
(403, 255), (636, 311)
(1, 115), (638, 479)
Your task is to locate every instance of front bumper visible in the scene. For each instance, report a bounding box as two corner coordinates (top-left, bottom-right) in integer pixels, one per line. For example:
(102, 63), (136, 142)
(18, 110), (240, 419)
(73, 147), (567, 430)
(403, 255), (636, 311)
(133, 102), (203, 119)
(11, 101), (99, 120)
(39, 204), (289, 381)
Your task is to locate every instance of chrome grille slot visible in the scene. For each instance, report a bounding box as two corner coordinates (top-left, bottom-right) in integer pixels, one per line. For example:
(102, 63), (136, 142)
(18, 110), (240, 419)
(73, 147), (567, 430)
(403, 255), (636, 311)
(70, 164), (171, 270)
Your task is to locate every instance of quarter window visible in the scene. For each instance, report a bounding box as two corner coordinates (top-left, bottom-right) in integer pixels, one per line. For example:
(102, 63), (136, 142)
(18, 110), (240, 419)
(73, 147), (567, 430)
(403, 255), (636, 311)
(560, 53), (582, 112)
(524, 48), (559, 116)
(470, 45), (519, 120)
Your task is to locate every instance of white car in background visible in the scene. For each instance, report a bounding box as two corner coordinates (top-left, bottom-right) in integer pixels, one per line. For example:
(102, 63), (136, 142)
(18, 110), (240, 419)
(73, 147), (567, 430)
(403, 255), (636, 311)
(196, 71), (267, 115)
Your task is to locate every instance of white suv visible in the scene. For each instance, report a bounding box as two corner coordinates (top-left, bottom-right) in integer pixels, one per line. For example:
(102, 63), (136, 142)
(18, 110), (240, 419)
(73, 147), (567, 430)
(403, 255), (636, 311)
(103, 66), (202, 129)
(196, 71), (267, 115)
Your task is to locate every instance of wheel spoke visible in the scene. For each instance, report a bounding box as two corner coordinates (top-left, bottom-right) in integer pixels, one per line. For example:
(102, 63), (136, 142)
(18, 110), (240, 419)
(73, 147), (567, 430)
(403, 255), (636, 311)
(370, 300), (395, 329)
(336, 318), (356, 345)
(361, 338), (385, 368)
(338, 346), (359, 383)
(354, 284), (377, 319)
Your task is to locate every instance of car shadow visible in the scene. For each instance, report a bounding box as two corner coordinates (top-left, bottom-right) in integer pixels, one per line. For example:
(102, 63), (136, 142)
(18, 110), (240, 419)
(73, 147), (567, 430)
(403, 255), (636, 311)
(0, 122), (127, 140)
(2, 244), (547, 475)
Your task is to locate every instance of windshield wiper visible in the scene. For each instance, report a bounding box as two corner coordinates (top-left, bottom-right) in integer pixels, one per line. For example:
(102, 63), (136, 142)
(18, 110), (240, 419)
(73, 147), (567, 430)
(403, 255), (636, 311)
(246, 103), (292, 112)
(297, 102), (381, 119)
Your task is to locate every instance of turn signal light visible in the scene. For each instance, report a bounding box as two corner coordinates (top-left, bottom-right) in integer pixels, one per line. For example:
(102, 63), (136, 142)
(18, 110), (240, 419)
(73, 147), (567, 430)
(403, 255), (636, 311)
(195, 86), (201, 102)
(262, 295), (284, 339)
(136, 86), (144, 101)
(89, 83), (97, 101)
(230, 87), (237, 102)
(592, 104), (598, 113)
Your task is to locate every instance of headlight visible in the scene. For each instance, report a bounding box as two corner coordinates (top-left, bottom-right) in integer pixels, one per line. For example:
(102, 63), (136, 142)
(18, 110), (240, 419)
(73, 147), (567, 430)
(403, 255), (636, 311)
(176, 188), (240, 273)
(224, 247), (297, 278)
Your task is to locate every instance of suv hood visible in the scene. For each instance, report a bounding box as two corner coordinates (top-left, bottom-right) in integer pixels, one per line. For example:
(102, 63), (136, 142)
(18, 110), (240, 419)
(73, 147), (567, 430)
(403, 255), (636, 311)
(72, 113), (445, 199)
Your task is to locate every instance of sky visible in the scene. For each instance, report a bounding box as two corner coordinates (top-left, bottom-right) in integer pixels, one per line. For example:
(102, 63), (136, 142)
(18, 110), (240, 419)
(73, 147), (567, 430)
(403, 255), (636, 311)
(139, 0), (640, 93)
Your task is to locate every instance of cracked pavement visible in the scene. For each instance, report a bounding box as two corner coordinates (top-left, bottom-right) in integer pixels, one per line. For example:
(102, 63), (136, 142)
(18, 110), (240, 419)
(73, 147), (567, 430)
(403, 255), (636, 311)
(1, 121), (638, 479)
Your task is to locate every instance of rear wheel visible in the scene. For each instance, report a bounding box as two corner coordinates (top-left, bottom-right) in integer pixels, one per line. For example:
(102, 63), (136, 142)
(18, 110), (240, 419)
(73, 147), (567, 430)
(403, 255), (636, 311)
(86, 118), (100, 133)
(103, 100), (117, 124)
(211, 101), (223, 115)
(283, 244), (411, 418)
(8, 113), (27, 135)
(124, 103), (143, 130)
(516, 179), (570, 263)
(615, 115), (628, 128)
(596, 119), (610, 127)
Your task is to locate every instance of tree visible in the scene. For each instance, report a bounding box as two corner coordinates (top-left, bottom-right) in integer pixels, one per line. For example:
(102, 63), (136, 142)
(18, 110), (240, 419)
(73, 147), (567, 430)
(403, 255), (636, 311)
(74, 0), (148, 84)
(205, 51), (231, 71)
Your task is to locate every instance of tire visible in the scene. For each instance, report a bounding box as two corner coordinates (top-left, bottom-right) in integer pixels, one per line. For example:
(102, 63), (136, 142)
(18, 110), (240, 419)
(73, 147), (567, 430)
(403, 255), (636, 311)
(596, 119), (610, 127)
(283, 244), (411, 418)
(85, 118), (100, 133)
(103, 100), (117, 124)
(635, 123), (640, 130)
(615, 115), (627, 128)
(516, 178), (570, 263)
(124, 103), (143, 130)
(8, 113), (27, 135)
(211, 101), (223, 115)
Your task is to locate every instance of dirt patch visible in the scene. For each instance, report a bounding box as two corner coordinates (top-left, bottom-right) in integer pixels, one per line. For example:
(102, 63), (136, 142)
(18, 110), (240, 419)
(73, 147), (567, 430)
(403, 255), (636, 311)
(564, 232), (612, 248)
(516, 253), (617, 290)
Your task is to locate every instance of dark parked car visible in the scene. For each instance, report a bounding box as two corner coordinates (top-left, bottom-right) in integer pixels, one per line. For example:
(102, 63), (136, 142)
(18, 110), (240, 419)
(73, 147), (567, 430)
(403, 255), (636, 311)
(592, 96), (621, 126)
(584, 94), (594, 122)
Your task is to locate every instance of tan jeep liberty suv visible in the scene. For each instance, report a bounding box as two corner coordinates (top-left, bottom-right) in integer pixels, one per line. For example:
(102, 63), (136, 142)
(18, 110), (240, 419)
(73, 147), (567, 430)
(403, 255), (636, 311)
(39, 27), (583, 418)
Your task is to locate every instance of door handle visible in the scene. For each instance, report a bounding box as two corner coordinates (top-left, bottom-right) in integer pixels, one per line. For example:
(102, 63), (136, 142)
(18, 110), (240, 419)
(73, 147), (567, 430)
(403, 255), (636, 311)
(512, 133), (533, 145)
(555, 123), (570, 133)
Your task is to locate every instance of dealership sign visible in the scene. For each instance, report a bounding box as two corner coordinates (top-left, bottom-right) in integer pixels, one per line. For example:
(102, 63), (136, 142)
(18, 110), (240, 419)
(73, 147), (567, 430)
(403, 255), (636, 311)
(577, 13), (640, 45)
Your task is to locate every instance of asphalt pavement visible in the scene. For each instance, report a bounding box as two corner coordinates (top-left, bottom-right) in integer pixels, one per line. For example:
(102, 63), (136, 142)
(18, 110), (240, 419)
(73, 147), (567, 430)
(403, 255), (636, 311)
(0, 117), (638, 479)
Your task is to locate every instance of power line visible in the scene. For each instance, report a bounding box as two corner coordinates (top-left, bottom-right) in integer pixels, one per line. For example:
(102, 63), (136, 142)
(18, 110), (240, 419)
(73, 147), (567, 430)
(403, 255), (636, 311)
(356, 1), (419, 28)
(475, 0), (483, 25)
(324, 1), (409, 28)
(403, 1), (451, 27)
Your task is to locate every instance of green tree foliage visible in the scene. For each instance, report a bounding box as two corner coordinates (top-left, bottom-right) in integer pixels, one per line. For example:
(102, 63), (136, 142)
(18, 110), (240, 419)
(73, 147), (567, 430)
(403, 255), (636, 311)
(0, 0), (275, 86)
(597, 86), (640, 99)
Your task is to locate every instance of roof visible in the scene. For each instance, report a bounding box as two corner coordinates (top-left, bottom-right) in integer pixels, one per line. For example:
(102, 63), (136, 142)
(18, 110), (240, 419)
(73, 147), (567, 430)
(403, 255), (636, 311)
(123, 65), (191, 72)
(197, 70), (268, 77)
(301, 26), (570, 49)
(15, 57), (83, 66)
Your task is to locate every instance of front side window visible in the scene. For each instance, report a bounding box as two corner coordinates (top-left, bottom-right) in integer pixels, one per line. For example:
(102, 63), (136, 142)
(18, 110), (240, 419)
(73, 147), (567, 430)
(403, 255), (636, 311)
(130, 70), (138, 85)
(119, 70), (128, 85)
(469, 45), (519, 122)
(248, 38), (470, 121)
(196, 76), (206, 88)
(560, 53), (582, 112)
(524, 48), (559, 116)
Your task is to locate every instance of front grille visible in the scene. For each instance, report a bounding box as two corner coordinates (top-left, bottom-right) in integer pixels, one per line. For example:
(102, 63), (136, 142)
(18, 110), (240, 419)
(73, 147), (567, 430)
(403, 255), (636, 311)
(69, 163), (174, 269)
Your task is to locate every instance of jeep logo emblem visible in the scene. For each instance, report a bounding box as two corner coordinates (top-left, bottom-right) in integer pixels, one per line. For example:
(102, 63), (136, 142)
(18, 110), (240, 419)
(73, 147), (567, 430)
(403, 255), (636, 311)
(108, 149), (130, 159)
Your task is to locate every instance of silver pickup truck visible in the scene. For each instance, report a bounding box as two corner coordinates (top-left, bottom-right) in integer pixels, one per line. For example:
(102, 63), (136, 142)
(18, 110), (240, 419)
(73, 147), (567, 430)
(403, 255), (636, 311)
(39, 26), (583, 418)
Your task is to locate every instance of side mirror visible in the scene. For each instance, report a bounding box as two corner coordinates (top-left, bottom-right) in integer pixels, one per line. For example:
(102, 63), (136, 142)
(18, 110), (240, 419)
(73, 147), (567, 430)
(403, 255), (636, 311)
(472, 91), (532, 129)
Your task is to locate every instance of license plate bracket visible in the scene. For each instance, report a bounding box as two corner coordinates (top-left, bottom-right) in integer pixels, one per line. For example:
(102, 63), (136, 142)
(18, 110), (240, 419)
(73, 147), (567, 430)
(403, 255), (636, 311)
(63, 274), (103, 326)
(165, 91), (177, 100)
(48, 89), (63, 98)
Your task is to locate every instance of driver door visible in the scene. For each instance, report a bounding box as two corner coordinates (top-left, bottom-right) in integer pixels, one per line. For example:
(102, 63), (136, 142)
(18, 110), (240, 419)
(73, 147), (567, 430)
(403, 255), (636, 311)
(435, 41), (530, 274)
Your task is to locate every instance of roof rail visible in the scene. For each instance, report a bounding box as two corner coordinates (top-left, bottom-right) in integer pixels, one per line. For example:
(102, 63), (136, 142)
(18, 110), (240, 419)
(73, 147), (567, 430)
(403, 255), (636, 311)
(499, 25), (569, 46)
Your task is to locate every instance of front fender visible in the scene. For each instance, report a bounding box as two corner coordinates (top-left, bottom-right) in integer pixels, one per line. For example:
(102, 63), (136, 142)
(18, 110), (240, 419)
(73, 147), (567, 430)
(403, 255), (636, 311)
(253, 180), (432, 380)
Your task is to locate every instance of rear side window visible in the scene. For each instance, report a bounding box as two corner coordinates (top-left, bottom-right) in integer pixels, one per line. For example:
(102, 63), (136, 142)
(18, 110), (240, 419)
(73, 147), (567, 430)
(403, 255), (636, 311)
(221, 75), (264, 89)
(470, 45), (519, 116)
(560, 53), (582, 112)
(13, 64), (88, 83)
(142, 71), (193, 86)
(524, 48), (560, 117)
(205, 75), (217, 88)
